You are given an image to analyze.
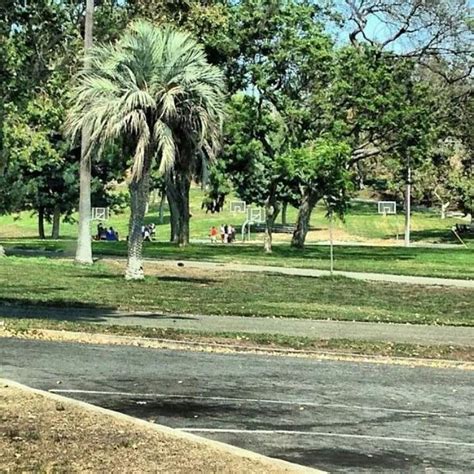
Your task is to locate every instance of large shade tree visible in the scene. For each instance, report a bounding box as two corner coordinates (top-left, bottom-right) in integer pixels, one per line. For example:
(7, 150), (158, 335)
(66, 21), (225, 279)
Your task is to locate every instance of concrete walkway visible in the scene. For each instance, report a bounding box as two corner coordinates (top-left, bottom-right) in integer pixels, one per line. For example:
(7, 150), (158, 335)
(2, 305), (473, 347)
(141, 258), (474, 289)
(104, 313), (474, 347)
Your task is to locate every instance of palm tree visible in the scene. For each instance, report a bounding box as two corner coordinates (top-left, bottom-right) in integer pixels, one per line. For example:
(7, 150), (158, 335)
(65, 21), (225, 279)
(75, 0), (94, 265)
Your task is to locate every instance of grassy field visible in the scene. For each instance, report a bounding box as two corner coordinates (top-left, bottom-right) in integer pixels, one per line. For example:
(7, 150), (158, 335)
(1, 187), (471, 245)
(2, 240), (474, 279)
(0, 257), (472, 325)
(2, 186), (472, 279)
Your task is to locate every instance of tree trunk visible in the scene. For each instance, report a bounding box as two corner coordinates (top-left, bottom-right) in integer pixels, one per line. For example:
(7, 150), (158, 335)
(291, 190), (319, 249)
(125, 171), (150, 280)
(281, 201), (288, 226)
(434, 189), (449, 220)
(166, 179), (180, 243)
(38, 206), (45, 239)
(75, 0), (94, 265)
(51, 205), (61, 239)
(264, 199), (280, 253)
(158, 192), (165, 224)
(440, 201), (450, 219)
(76, 151), (93, 263)
(176, 174), (191, 246)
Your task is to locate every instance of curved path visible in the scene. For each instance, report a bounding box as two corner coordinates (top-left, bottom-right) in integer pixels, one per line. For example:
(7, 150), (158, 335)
(143, 258), (474, 289)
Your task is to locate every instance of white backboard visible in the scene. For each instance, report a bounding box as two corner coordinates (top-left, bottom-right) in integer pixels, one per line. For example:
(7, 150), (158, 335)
(230, 200), (247, 213)
(91, 207), (109, 221)
(248, 207), (265, 223)
(378, 201), (396, 215)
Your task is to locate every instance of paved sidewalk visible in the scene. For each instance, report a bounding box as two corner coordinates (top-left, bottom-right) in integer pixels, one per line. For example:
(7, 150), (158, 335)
(2, 305), (473, 347)
(143, 258), (474, 289)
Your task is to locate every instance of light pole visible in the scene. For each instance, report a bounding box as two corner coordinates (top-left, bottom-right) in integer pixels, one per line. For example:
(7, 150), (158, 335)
(404, 157), (412, 248)
(75, 0), (94, 264)
(329, 209), (334, 275)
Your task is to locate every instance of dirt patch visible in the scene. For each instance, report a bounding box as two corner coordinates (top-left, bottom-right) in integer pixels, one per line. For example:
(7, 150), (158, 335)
(258, 228), (397, 245)
(105, 258), (229, 280)
(0, 384), (304, 473)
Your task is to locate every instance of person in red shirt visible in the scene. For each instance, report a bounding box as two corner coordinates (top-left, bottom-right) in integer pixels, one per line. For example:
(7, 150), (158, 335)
(209, 226), (218, 243)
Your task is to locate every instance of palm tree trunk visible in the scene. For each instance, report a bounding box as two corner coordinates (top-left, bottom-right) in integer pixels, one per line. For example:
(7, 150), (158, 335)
(158, 192), (165, 224)
(291, 190), (319, 249)
(126, 171), (150, 280)
(51, 205), (61, 239)
(75, 0), (94, 265)
(0, 101), (5, 258)
(166, 177), (180, 243)
(176, 175), (191, 246)
(38, 206), (46, 240)
(76, 151), (93, 263)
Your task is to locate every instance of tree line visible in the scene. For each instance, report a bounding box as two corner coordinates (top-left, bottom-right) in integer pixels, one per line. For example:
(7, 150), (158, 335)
(0, 1), (472, 276)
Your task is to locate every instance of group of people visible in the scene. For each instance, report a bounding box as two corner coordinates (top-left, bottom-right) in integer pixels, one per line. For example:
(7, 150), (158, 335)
(96, 222), (158, 242)
(96, 223), (119, 241)
(209, 224), (236, 243)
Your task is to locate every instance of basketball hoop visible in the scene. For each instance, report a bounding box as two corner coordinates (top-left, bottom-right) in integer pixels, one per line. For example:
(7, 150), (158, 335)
(91, 207), (109, 221)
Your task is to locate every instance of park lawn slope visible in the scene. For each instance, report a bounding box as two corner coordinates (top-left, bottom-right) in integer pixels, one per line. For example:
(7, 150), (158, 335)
(2, 240), (474, 280)
(0, 257), (472, 326)
(0, 383), (298, 473)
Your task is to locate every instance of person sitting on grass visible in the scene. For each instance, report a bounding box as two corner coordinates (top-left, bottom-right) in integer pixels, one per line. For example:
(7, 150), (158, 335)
(143, 225), (152, 242)
(96, 223), (104, 240)
(106, 226), (118, 241)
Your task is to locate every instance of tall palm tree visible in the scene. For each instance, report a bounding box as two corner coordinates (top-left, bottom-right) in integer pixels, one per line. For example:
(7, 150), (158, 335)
(76, 0), (94, 265)
(65, 21), (225, 279)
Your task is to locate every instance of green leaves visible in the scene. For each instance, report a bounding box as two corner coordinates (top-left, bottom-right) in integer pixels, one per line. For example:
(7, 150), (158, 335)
(65, 21), (225, 181)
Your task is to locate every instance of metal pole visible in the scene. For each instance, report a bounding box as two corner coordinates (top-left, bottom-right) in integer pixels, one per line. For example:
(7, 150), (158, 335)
(404, 162), (411, 248)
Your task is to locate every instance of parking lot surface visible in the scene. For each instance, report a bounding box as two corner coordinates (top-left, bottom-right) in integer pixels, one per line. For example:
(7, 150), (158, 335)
(1, 338), (473, 472)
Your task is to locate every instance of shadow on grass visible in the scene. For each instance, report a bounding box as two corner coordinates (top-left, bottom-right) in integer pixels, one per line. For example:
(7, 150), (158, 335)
(0, 300), (198, 324)
(156, 276), (218, 284)
(3, 239), (472, 266)
(409, 228), (456, 242)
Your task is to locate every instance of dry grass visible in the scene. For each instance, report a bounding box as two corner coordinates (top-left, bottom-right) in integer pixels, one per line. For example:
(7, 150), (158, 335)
(0, 384), (301, 473)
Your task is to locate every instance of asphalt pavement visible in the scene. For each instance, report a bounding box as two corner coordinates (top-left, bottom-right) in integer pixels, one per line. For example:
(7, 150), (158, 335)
(1, 338), (473, 472)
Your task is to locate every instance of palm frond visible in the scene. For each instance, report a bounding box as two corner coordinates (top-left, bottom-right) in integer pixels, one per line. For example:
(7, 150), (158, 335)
(65, 20), (226, 178)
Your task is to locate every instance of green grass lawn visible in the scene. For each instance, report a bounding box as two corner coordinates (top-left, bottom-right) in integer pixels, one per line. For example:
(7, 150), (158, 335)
(0, 257), (472, 325)
(2, 240), (474, 279)
(2, 186), (472, 279)
(1, 187), (471, 245)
